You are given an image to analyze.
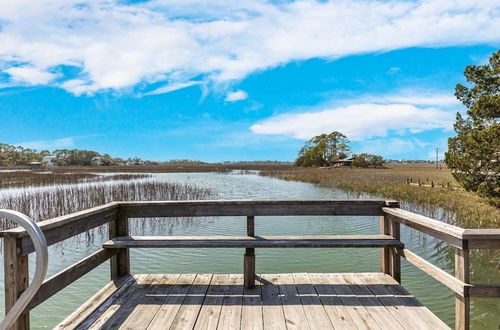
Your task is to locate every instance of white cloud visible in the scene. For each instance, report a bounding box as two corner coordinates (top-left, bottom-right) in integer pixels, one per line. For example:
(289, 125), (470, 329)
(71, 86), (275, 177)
(388, 67), (401, 74)
(225, 90), (248, 102)
(366, 92), (460, 107)
(250, 103), (454, 141)
(143, 81), (202, 96)
(15, 137), (75, 150)
(0, 0), (499, 94)
(4, 66), (58, 85)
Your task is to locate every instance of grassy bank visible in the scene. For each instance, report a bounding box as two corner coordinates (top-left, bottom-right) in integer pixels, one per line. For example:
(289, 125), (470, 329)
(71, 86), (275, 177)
(261, 164), (499, 229)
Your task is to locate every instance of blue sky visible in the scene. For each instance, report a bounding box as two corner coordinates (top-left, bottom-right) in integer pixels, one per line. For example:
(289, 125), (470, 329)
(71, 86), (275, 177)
(0, 1), (499, 161)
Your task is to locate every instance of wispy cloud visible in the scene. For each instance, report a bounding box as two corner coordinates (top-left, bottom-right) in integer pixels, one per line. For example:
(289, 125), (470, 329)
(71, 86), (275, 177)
(143, 81), (202, 96)
(0, 1), (498, 94)
(14, 137), (76, 150)
(388, 67), (401, 74)
(372, 93), (461, 107)
(225, 90), (248, 102)
(365, 92), (460, 107)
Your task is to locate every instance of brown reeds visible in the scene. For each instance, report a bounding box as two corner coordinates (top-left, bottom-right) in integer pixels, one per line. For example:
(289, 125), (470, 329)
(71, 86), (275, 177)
(261, 164), (499, 229)
(0, 179), (213, 247)
(0, 171), (151, 188)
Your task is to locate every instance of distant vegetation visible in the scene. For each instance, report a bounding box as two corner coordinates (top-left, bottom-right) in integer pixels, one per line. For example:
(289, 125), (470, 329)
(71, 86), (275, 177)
(0, 143), (170, 167)
(0, 143), (145, 167)
(295, 131), (384, 168)
(445, 49), (499, 199)
(351, 153), (384, 168)
(296, 132), (350, 167)
(0, 143), (293, 168)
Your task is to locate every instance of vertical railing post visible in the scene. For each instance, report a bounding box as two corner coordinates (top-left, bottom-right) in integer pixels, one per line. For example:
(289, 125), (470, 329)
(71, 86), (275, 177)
(380, 215), (390, 275)
(389, 218), (401, 283)
(455, 247), (470, 330)
(4, 236), (29, 330)
(109, 210), (130, 279)
(244, 215), (255, 288)
(380, 214), (401, 283)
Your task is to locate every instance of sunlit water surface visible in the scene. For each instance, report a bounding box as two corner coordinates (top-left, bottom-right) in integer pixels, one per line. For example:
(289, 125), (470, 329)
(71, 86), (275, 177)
(0, 172), (498, 329)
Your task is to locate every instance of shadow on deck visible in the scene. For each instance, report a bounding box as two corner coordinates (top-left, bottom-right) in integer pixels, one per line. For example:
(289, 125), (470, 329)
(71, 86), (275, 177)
(58, 272), (449, 330)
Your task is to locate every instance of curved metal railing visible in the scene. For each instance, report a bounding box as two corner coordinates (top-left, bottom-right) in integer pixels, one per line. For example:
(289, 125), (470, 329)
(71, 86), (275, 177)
(0, 210), (48, 330)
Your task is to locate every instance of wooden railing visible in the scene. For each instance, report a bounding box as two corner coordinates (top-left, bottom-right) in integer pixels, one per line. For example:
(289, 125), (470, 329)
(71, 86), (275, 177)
(1, 199), (499, 330)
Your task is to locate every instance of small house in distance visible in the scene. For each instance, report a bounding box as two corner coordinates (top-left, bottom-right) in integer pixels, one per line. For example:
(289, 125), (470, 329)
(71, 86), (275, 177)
(91, 156), (102, 166)
(331, 157), (354, 167)
(42, 155), (56, 167)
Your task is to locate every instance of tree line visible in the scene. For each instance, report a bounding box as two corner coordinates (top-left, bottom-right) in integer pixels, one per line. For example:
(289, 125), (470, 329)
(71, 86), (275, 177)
(0, 144), (149, 167)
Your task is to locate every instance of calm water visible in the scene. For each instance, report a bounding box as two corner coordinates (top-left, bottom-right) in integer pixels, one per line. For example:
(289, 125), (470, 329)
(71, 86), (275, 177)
(0, 172), (498, 329)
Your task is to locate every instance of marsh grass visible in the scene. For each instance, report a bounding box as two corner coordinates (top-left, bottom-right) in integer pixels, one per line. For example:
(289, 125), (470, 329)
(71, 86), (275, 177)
(0, 179), (213, 248)
(0, 171), (151, 188)
(261, 164), (499, 229)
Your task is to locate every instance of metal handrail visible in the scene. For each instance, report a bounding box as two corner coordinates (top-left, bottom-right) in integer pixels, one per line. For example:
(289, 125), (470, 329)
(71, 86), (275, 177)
(0, 210), (48, 330)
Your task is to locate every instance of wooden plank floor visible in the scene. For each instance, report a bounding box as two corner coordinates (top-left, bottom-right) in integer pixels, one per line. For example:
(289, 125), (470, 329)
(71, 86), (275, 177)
(60, 273), (450, 330)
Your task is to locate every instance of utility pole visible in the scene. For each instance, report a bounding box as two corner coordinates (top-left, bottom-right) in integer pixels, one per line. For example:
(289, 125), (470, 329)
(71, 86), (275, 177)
(435, 147), (439, 169)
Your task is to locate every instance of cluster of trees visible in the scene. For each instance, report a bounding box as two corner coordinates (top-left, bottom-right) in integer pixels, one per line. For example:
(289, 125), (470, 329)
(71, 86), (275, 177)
(0, 143), (151, 167)
(352, 153), (384, 168)
(445, 50), (499, 199)
(50, 149), (117, 166)
(296, 132), (350, 167)
(0, 144), (46, 166)
(295, 132), (384, 168)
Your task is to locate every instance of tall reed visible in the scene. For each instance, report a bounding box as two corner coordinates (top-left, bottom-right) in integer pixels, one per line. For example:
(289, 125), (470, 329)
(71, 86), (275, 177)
(0, 171), (151, 188)
(0, 180), (213, 247)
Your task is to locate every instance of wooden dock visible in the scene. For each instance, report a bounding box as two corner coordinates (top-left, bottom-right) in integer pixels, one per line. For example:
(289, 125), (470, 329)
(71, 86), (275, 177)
(58, 273), (449, 330)
(2, 200), (500, 330)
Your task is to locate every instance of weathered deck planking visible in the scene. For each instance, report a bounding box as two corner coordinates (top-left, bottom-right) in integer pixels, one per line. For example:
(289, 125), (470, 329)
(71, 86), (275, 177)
(57, 273), (449, 330)
(146, 273), (197, 329)
(169, 274), (213, 329)
(292, 273), (334, 329)
(359, 273), (447, 329)
(193, 274), (228, 330)
(217, 274), (244, 330)
(339, 273), (403, 330)
(307, 273), (358, 330)
(276, 273), (310, 329)
(260, 274), (287, 330)
(119, 273), (180, 329)
(241, 278), (263, 330)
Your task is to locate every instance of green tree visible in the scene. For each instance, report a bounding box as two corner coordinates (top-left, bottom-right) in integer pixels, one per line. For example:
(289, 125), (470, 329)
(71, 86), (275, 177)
(445, 50), (500, 198)
(296, 132), (350, 167)
(352, 153), (384, 168)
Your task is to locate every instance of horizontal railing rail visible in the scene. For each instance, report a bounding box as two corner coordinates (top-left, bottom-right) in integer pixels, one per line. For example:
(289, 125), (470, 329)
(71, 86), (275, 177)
(1, 199), (499, 330)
